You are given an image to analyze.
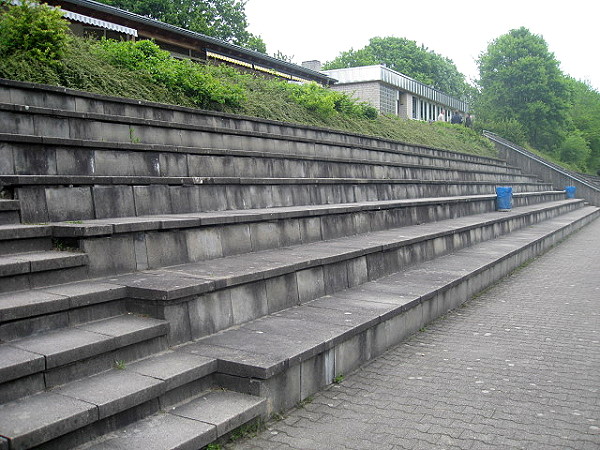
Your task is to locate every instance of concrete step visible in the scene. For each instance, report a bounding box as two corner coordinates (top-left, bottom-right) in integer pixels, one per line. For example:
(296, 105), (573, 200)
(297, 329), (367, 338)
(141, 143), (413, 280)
(0, 249), (89, 293)
(56, 192), (567, 277)
(0, 133), (524, 179)
(0, 85), (509, 169)
(0, 347), (230, 449)
(108, 199), (587, 344)
(0, 280), (127, 341)
(0, 207), (596, 449)
(78, 390), (266, 450)
(177, 206), (600, 414)
(0, 199), (20, 225)
(0, 314), (170, 403)
(0, 224), (52, 255)
(5, 177), (553, 224)
(0, 198), (576, 342)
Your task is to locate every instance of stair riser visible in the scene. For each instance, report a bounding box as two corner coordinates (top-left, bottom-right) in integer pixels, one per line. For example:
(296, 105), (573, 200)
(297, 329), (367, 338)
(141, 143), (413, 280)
(1, 141), (523, 179)
(215, 210), (600, 415)
(12, 181), (553, 224)
(0, 265), (89, 294)
(130, 201), (584, 345)
(0, 82), (507, 169)
(0, 299), (128, 342)
(0, 237), (52, 256)
(77, 195), (569, 278)
(0, 210), (19, 225)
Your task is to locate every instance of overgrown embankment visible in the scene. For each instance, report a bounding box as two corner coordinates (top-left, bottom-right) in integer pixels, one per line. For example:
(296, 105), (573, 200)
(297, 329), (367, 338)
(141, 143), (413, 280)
(0, 1), (495, 158)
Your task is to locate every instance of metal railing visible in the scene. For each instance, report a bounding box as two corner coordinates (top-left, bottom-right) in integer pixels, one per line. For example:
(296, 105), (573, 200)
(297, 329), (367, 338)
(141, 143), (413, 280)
(483, 130), (600, 192)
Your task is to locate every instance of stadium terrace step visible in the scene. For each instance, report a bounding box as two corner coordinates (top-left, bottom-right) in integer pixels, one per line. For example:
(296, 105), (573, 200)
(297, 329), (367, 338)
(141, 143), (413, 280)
(78, 390), (266, 450)
(1, 78), (599, 449)
(0, 249), (88, 293)
(0, 345), (266, 450)
(106, 199), (587, 344)
(1, 177), (554, 224)
(0, 313), (169, 403)
(176, 205), (599, 412)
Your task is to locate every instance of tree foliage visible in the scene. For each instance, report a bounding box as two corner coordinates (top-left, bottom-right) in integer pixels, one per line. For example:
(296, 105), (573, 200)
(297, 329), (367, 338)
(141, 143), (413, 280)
(566, 78), (600, 173)
(96, 0), (266, 50)
(0, 0), (70, 64)
(323, 36), (469, 98)
(476, 27), (571, 153)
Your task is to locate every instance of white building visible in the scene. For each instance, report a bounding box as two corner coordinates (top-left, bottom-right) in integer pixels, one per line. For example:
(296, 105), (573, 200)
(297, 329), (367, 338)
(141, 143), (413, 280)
(321, 65), (468, 121)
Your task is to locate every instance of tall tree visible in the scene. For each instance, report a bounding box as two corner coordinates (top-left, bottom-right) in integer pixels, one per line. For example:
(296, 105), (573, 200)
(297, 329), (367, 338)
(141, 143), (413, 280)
(323, 36), (468, 98)
(565, 78), (600, 172)
(97, 0), (266, 51)
(476, 27), (570, 152)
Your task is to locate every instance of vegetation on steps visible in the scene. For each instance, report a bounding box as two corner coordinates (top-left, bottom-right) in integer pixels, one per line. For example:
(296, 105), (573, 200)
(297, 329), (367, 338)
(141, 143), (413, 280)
(0, 1), (496, 158)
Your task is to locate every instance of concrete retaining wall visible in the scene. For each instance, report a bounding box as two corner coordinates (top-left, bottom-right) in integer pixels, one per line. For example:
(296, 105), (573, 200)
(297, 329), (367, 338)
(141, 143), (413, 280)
(485, 131), (600, 206)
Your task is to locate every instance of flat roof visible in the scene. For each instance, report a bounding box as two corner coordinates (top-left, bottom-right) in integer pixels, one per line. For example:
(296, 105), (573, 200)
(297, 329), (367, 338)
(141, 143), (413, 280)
(322, 65), (468, 111)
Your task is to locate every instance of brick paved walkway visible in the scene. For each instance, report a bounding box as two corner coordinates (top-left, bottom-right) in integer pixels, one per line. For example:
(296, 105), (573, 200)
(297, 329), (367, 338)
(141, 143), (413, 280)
(229, 218), (600, 450)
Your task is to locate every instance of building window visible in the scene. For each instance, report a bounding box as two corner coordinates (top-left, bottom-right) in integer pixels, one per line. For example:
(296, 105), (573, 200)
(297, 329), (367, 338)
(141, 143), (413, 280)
(380, 85), (397, 115)
(412, 97), (418, 119)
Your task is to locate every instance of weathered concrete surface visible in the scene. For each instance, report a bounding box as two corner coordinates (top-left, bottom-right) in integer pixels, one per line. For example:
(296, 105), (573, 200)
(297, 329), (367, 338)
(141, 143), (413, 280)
(230, 217), (600, 450)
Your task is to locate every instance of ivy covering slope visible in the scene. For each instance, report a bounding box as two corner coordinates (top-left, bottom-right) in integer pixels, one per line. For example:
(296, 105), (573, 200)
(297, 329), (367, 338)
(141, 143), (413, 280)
(0, 1), (496, 158)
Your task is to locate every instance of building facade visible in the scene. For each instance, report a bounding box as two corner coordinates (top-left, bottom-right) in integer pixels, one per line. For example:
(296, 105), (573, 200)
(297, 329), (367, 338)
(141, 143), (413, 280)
(321, 65), (468, 121)
(41, 0), (334, 86)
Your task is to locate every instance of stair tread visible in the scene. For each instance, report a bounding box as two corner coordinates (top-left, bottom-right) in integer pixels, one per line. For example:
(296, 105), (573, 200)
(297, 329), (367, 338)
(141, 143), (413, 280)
(0, 281), (126, 322)
(81, 390), (266, 450)
(109, 199), (585, 301)
(177, 206), (599, 379)
(0, 351), (221, 449)
(0, 391), (97, 449)
(0, 250), (88, 277)
(0, 199), (584, 328)
(128, 351), (217, 391)
(0, 223), (52, 241)
(0, 314), (169, 383)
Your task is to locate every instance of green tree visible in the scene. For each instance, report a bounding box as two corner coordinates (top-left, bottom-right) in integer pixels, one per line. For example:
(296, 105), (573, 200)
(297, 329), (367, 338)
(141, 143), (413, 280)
(566, 78), (600, 173)
(476, 27), (571, 152)
(97, 0), (266, 50)
(323, 36), (468, 98)
(559, 131), (591, 171)
(0, 0), (70, 64)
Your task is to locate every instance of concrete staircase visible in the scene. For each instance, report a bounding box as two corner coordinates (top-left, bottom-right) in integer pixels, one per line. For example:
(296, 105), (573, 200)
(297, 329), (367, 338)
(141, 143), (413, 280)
(0, 78), (598, 450)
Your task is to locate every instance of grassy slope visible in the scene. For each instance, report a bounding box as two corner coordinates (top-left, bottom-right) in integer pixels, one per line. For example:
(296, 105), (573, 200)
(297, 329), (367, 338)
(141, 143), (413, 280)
(0, 37), (497, 159)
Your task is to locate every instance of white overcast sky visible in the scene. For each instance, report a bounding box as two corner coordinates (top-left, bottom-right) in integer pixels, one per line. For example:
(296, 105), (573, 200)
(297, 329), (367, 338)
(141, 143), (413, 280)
(245, 0), (600, 91)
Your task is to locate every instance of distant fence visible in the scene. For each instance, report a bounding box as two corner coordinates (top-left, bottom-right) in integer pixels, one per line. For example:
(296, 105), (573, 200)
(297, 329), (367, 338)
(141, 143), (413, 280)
(484, 131), (600, 206)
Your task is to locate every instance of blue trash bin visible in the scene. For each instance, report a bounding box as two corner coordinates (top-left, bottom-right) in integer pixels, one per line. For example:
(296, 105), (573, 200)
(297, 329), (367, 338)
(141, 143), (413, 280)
(565, 186), (576, 199)
(496, 186), (513, 211)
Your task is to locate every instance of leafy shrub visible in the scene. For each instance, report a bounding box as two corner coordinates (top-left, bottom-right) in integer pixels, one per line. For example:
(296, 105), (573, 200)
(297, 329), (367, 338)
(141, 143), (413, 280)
(286, 82), (377, 120)
(0, 0), (70, 64)
(559, 131), (591, 171)
(475, 118), (528, 146)
(94, 39), (247, 109)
